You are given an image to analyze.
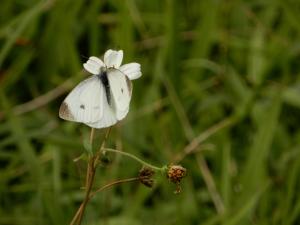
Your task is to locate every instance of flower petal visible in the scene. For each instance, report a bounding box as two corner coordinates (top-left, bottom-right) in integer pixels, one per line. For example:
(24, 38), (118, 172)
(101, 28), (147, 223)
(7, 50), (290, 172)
(83, 56), (104, 74)
(104, 49), (123, 68)
(119, 63), (142, 80)
(89, 56), (105, 67)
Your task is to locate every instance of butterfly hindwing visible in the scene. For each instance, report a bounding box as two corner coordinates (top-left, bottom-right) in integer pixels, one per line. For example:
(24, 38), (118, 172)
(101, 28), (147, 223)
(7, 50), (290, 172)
(85, 100), (117, 128)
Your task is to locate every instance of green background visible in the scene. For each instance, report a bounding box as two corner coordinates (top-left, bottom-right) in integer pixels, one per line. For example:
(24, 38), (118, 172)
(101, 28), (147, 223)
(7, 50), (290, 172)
(1, 0), (300, 224)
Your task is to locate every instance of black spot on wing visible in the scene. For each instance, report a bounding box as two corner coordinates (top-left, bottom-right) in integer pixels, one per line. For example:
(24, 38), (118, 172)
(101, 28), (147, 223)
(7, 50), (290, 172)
(80, 104), (85, 109)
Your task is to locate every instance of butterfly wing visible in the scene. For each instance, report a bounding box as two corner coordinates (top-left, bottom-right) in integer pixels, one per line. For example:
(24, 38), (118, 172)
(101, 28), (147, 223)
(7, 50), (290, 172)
(107, 68), (132, 120)
(85, 81), (118, 128)
(85, 102), (117, 128)
(59, 76), (103, 124)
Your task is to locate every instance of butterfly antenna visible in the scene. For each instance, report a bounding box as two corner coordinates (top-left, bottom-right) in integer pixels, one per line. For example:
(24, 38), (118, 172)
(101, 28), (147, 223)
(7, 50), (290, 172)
(80, 54), (89, 60)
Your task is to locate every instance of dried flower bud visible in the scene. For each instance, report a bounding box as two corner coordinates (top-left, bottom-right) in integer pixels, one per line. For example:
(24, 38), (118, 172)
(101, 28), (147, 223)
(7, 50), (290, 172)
(139, 167), (155, 188)
(167, 165), (187, 194)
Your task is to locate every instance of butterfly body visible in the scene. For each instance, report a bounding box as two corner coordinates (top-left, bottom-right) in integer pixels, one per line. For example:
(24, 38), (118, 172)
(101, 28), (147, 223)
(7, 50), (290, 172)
(97, 69), (111, 105)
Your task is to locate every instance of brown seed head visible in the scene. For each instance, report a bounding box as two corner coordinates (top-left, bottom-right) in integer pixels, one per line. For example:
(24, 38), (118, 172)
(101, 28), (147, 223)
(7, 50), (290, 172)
(167, 165), (187, 184)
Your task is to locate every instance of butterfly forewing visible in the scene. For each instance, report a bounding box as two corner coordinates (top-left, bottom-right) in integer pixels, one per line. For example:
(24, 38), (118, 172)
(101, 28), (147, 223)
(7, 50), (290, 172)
(59, 76), (103, 123)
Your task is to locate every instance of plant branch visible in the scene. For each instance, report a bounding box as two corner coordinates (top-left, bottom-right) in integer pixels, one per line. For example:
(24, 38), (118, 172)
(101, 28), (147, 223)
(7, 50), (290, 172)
(76, 128), (96, 225)
(94, 127), (112, 167)
(104, 148), (166, 172)
(70, 127), (112, 225)
(70, 177), (139, 225)
(91, 177), (139, 196)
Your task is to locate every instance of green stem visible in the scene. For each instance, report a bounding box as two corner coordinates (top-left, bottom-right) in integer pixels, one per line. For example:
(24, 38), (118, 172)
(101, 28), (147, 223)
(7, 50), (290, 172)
(104, 148), (166, 172)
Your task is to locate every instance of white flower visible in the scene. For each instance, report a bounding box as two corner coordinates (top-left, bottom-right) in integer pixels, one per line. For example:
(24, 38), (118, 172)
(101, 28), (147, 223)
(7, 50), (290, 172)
(83, 49), (142, 80)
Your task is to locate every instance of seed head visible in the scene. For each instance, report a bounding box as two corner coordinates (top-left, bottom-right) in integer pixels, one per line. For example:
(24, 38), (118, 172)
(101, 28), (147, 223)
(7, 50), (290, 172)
(167, 165), (187, 194)
(139, 167), (155, 188)
(167, 165), (187, 183)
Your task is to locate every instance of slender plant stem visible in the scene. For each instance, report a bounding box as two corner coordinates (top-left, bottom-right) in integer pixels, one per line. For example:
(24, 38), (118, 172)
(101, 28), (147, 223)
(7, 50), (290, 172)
(77, 163), (95, 225)
(76, 128), (96, 225)
(94, 127), (111, 167)
(70, 127), (112, 225)
(70, 205), (82, 225)
(104, 148), (166, 172)
(70, 177), (139, 225)
(91, 177), (139, 197)
(89, 128), (95, 147)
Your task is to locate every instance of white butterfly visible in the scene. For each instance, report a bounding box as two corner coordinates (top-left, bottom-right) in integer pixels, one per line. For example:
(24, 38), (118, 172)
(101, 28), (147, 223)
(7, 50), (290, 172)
(59, 49), (142, 128)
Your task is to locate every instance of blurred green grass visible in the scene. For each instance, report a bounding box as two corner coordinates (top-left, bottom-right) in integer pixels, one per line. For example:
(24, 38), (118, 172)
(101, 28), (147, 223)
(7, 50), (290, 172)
(1, 0), (300, 224)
